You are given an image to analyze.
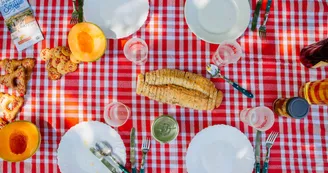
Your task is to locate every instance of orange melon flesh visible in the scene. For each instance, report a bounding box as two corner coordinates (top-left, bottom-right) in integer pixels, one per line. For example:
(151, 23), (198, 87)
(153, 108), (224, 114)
(0, 121), (41, 162)
(68, 22), (107, 62)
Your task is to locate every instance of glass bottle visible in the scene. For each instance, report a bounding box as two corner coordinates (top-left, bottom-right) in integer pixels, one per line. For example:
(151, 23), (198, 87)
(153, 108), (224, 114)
(300, 38), (328, 68)
(299, 79), (328, 105)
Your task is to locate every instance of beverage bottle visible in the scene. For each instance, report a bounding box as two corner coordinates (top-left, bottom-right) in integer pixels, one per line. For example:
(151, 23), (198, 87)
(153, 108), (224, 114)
(300, 38), (328, 68)
(299, 79), (328, 105)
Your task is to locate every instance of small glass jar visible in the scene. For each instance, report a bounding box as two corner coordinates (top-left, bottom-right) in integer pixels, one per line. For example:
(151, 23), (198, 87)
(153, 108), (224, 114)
(273, 97), (310, 119)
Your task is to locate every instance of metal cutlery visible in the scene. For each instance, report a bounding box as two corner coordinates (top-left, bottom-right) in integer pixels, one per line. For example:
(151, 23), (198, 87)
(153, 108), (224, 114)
(95, 141), (131, 173)
(130, 128), (137, 173)
(140, 138), (151, 173)
(89, 147), (119, 173)
(251, 0), (263, 31)
(259, 0), (273, 39)
(262, 131), (279, 173)
(255, 130), (262, 173)
(70, 0), (79, 24)
(206, 64), (254, 98)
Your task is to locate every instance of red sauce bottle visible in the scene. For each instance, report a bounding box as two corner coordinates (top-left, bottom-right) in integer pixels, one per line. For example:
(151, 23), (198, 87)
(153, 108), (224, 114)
(300, 38), (328, 68)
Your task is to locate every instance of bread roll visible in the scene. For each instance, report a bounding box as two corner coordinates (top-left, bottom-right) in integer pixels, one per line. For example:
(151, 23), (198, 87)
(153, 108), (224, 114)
(136, 69), (223, 110)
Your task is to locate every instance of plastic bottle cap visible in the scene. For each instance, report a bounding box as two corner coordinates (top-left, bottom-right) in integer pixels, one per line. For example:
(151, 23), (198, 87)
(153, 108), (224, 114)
(287, 97), (310, 119)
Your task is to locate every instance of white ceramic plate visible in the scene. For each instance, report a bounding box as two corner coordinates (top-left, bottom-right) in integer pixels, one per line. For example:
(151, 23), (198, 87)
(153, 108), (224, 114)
(186, 125), (254, 173)
(84, 0), (149, 39)
(57, 121), (126, 173)
(184, 0), (251, 44)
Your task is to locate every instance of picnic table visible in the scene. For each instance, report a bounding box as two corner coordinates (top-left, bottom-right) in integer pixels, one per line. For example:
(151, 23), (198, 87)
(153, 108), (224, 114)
(0, 0), (327, 172)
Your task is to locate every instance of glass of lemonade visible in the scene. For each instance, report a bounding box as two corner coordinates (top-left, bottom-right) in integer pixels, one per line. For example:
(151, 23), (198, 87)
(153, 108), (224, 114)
(104, 102), (130, 127)
(239, 106), (275, 131)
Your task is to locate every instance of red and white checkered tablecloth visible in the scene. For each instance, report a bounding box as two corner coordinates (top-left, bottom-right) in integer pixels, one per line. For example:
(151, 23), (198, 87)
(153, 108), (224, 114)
(0, 0), (327, 172)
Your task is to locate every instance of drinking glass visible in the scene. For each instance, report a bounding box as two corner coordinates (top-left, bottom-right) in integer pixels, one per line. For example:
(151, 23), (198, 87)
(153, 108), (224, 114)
(104, 102), (130, 127)
(239, 106), (275, 131)
(123, 38), (148, 65)
(212, 40), (242, 67)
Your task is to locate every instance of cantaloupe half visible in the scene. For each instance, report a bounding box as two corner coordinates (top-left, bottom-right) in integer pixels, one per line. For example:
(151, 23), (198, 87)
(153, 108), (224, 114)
(68, 22), (107, 62)
(0, 121), (41, 162)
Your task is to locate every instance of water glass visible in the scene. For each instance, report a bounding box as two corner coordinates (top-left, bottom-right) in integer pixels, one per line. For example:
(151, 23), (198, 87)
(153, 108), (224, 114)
(104, 102), (130, 127)
(123, 38), (148, 65)
(212, 40), (242, 67)
(239, 106), (275, 131)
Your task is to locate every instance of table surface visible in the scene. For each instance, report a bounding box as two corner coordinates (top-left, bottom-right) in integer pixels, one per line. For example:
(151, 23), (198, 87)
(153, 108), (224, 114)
(0, 0), (327, 173)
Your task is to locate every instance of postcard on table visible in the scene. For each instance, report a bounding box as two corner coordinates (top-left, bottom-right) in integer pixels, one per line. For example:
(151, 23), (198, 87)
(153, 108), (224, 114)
(0, 0), (44, 51)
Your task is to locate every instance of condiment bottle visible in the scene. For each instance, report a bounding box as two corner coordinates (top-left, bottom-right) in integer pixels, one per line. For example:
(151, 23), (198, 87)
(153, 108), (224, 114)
(300, 38), (328, 68)
(299, 79), (328, 105)
(273, 97), (310, 119)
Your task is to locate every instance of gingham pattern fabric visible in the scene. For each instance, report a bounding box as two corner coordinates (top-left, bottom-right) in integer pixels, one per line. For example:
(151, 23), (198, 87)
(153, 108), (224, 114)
(0, 0), (327, 172)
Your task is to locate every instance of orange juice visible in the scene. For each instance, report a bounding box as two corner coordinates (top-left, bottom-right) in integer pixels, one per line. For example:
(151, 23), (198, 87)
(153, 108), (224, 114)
(299, 79), (328, 105)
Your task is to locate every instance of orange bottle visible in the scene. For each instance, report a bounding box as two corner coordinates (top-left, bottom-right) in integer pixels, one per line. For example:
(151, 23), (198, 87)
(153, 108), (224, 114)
(299, 79), (328, 105)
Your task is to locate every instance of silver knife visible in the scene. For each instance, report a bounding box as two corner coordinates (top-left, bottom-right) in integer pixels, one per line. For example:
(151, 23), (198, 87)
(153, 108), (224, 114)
(255, 131), (262, 173)
(130, 127), (137, 173)
(251, 0), (263, 31)
(90, 147), (119, 173)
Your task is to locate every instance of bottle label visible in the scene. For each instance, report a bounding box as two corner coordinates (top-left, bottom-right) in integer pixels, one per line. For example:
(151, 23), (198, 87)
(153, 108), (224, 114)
(312, 61), (328, 68)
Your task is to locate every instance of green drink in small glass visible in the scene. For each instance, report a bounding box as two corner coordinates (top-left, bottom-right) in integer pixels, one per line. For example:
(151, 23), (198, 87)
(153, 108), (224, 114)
(151, 115), (179, 143)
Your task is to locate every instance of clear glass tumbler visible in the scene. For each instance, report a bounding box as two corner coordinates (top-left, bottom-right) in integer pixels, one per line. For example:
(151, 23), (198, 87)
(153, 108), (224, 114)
(104, 102), (130, 127)
(123, 38), (148, 65)
(212, 40), (242, 67)
(239, 106), (275, 131)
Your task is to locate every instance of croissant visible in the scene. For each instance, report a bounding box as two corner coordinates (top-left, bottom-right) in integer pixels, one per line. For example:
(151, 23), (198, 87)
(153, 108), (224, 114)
(136, 69), (223, 110)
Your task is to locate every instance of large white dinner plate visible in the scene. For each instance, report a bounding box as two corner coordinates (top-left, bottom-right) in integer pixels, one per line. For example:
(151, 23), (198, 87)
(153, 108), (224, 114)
(57, 121), (126, 173)
(186, 125), (254, 173)
(184, 0), (251, 44)
(84, 0), (149, 39)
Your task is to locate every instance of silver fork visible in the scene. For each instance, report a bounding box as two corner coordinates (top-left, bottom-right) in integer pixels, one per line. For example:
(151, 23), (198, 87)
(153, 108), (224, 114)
(262, 131), (279, 173)
(140, 138), (151, 173)
(259, 0), (273, 39)
(70, 0), (79, 24)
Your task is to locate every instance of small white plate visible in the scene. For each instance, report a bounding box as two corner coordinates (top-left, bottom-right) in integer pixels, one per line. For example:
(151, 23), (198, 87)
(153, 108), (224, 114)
(57, 121), (126, 173)
(184, 0), (251, 44)
(186, 125), (254, 173)
(84, 0), (149, 39)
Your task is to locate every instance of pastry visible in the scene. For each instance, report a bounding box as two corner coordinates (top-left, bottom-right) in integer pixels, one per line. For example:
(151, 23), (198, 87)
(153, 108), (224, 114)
(40, 48), (53, 61)
(0, 117), (7, 128)
(47, 66), (61, 80)
(41, 46), (79, 80)
(136, 69), (223, 110)
(0, 58), (36, 81)
(0, 67), (27, 95)
(0, 92), (24, 122)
